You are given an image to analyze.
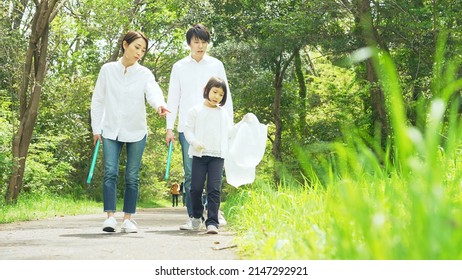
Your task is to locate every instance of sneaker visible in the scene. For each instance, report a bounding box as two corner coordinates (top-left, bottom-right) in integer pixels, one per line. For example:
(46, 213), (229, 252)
(179, 218), (193, 230)
(206, 225), (218, 234)
(191, 217), (204, 231)
(102, 217), (117, 232)
(218, 211), (227, 226)
(121, 219), (138, 233)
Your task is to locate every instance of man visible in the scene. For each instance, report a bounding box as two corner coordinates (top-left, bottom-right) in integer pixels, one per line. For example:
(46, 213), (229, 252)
(166, 24), (233, 230)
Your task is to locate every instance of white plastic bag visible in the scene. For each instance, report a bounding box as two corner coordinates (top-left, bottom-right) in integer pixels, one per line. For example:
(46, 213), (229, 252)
(225, 113), (267, 187)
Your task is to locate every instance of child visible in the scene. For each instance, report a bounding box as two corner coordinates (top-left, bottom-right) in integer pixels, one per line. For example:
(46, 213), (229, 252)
(166, 24), (233, 231)
(170, 182), (180, 207)
(184, 77), (232, 234)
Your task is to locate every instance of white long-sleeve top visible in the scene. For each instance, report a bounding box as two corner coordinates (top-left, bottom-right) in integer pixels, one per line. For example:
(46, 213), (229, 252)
(166, 54), (233, 133)
(184, 103), (233, 159)
(91, 59), (167, 142)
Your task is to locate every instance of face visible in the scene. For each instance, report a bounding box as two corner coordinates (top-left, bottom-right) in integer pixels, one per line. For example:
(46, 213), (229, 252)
(189, 36), (208, 62)
(204, 86), (225, 107)
(122, 37), (147, 66)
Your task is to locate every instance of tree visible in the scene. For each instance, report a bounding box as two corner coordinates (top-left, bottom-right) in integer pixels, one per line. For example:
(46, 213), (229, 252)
(353, 0), (389, 145)
(6, 0), (66, 203)
(208, 0), (327, 163)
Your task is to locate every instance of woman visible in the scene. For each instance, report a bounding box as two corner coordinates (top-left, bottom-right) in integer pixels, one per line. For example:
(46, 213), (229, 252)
(91, 31), (169, 233)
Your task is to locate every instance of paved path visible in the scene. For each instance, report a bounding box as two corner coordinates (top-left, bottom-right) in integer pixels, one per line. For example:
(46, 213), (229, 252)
(0, 207), (238, 260)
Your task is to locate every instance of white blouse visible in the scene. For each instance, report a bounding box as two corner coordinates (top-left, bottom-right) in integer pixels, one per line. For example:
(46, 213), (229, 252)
(91, 59), (166, 142)
(184, 103), (233, 159)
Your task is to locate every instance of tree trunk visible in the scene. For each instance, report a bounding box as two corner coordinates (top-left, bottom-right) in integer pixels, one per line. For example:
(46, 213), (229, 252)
(294, 48), (308, 138)
(271, 52), (295, 173)
(355, 0), (389, 145)
(272, 64), (283, 163)
(6, 0), (62, 204)
(365, 59), (388, 141)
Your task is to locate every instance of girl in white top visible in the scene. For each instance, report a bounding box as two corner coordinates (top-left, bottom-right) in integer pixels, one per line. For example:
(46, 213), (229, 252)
(184, 77), (232, 234)
(91, 31), (169, 233)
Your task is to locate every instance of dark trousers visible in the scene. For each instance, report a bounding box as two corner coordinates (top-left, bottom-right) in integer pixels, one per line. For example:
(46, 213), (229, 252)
(190, 156), (224, 227)
(172, 194), (179, 206)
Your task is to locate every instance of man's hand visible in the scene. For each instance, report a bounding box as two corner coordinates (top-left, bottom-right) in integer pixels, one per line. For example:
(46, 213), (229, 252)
(93, 134), (102, 146)
(166, 129), (175, 146)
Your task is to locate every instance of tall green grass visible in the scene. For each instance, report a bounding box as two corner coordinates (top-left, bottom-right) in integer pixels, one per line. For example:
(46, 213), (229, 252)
(225, 40), (462, 259)
(0, 193), (101, 224)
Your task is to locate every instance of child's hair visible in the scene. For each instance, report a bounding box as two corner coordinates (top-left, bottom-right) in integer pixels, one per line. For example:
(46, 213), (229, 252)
(203, 77), (227, 106)
(121, 31), (148, 54)
(186, 24), (210, 45)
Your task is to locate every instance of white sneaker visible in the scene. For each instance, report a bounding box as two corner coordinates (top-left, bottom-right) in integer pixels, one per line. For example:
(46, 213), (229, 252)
(179, 218), (193, 230)
(218, 211), (227, 226)
(102, 216), (117, 232)
(121, 219), (138, 233)
(192, 217), (204, 231)
(206, 225), (218, 234)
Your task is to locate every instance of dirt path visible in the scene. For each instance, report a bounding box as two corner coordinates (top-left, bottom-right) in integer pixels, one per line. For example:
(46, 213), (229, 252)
(0, 207), (238, 260)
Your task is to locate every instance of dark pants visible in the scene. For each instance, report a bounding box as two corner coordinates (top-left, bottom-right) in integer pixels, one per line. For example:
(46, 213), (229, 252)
(190, 156), (224, 227)
(172, 194), (179, 207)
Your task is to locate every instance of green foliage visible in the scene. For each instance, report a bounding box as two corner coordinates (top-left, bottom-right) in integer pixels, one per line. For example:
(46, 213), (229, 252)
(0, 0), (194, 203)
(0, 106), (12, 193)
(23, 140), (77, 196)
(225, 37), (462, 259)
(0, 193), (100, 224)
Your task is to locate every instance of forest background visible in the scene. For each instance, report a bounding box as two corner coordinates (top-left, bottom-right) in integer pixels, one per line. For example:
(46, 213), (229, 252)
(1, 0), (462, 259)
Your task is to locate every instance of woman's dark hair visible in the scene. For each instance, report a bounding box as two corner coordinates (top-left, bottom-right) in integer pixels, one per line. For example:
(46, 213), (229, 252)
(121, 31), (148, 54)
(203, 77), (227, 106)
(186, 24), (210, 45)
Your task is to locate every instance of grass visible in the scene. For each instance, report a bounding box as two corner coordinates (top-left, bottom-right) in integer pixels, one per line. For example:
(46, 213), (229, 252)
(225, 144), (462, 259)
(224, 45), (462, 259)
(0, 194), (101, 224)
(0, 193), (171, 224)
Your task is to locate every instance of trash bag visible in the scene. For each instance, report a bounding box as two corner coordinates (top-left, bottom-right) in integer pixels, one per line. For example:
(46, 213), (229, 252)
(225, 113), (267, 187)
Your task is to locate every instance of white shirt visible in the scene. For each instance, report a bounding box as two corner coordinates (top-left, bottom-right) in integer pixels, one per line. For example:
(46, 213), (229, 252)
(166, 54), (233, 132)
(184, 103), (233, 159)
(91, 59), (166, 142)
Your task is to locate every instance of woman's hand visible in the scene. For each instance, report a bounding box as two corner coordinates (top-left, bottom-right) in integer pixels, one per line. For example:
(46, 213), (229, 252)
(166, 129), (175, 146)
(93, 134), (102, 146)
(157, 106), (170, 117)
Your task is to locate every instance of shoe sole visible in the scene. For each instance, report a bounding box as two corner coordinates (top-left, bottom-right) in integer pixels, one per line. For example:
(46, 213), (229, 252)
(121, 226), (138, 233)
(179, 226), (193, 230)
(207, 230), (218, 234)
(103, 227), (115, 232)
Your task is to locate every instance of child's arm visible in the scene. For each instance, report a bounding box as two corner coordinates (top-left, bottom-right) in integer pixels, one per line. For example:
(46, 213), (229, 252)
(184, 107), (205, 151)
(229, 113), (253, 138)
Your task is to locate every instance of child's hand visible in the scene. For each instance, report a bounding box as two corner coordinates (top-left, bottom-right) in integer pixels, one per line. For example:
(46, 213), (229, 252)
(196, 144), (205, 152)
(243, 113), (255, 123)
(192, 141), (205, 152)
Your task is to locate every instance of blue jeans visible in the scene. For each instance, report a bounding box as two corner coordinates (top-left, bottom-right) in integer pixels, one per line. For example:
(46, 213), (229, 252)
(190, 156), (224, 227)
(179, 133), (193, 217)
(102, 135), (146, 214)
